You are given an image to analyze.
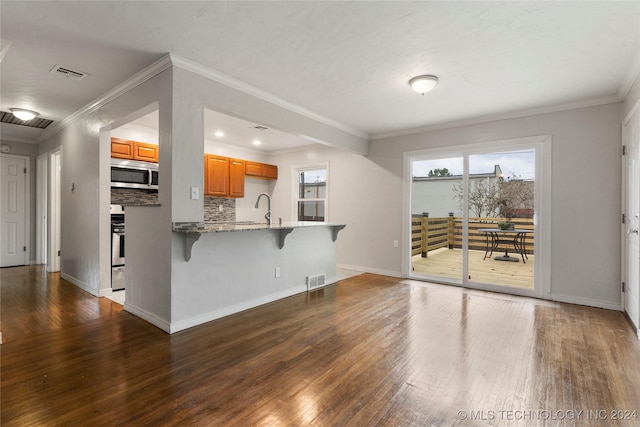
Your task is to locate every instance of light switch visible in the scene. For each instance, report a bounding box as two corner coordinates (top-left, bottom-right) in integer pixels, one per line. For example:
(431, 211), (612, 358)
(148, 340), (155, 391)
(190, 186), (199, 200)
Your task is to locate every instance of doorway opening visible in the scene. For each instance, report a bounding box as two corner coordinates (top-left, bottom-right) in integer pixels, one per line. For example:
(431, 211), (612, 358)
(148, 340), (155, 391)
(405, 136), (550, 298)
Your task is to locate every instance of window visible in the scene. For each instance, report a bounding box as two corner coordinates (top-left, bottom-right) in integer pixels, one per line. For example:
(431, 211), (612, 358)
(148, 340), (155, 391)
(294, 163), (328, 221)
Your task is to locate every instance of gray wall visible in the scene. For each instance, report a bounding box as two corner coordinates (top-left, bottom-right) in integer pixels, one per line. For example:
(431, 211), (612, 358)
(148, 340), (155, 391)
(270, 102), (623, 308)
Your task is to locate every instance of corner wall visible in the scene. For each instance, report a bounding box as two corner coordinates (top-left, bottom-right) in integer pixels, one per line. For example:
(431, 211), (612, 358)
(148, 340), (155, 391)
(271, 103), (623, 308)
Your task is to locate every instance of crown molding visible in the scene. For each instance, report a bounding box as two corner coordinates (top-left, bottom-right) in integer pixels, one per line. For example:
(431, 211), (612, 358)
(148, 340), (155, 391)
(371, 95), (622, 141)
(37, 54), (173, 143)
(619, 50), (640, 100)
(168, 53), (369, 141)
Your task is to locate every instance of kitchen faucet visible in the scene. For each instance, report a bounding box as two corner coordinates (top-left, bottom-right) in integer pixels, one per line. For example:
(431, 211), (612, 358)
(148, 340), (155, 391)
(254, 193), (271, 225)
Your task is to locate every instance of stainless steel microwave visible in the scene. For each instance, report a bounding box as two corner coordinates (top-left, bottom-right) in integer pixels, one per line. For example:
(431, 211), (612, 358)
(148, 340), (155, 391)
(111, 158), (158, 190)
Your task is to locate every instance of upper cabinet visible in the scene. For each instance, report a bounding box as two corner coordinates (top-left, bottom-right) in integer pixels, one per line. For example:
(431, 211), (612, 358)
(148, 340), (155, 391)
(111, 138), (158, 163)
(204, 155), (277, 198)
(204, 154), (245, 198)
(245, 161), (278, 180)
(110, 138), (134, 159)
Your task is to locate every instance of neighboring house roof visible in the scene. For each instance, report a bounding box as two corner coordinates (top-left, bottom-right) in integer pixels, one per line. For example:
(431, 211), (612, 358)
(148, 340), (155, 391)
(413, 165), (503, 181)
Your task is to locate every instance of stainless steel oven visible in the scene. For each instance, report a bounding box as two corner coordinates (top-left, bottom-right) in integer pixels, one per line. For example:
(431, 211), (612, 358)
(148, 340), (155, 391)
(110, 205), (126, 291)
(111, 158), (158, 190)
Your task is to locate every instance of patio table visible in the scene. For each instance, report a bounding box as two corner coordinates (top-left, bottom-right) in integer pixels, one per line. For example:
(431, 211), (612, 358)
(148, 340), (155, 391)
(477, 228), (532, 263)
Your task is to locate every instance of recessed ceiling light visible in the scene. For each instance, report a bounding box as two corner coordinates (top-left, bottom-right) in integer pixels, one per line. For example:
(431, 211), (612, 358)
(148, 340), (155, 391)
(253, 139), (262, 146)
(408, 75), (438, 95)
(214, 131), (225, 137)
(10, 108), (39, 121)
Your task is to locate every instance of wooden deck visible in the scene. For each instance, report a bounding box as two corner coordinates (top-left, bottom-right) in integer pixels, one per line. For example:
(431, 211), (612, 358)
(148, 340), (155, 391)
(412, 247), (534, 290)
(2, 266), (640, 426)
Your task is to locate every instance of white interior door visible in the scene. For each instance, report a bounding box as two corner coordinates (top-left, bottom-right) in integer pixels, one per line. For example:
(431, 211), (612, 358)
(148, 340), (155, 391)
(1, 155), (28, 267)
(624, 110), (640, 330)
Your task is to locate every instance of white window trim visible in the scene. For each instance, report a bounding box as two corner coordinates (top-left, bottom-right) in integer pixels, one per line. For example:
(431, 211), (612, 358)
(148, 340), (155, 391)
(291, 161), (329, 222)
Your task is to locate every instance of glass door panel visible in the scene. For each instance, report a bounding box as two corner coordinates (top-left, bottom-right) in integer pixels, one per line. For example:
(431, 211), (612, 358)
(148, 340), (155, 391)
(410, 157), (464, 282)
(467, 150), (535, 289)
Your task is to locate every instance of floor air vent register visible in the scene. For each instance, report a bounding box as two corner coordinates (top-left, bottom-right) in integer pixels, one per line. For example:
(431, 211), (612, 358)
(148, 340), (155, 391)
(306, 273), (326, 291)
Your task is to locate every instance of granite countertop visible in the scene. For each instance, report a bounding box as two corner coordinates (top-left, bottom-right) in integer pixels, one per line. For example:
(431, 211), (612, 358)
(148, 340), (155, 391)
(173, 221), (345, 233)
(121, 202), (161, 207)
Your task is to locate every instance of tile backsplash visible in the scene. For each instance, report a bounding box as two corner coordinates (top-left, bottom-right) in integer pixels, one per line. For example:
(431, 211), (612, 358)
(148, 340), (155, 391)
(111, 189), (235, 223)
(204, 197), (236, 223)
(111, 188), (159, 205)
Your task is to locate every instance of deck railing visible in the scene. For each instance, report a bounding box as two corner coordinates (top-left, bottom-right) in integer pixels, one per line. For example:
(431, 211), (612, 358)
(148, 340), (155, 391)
(411, 213), (535, 257)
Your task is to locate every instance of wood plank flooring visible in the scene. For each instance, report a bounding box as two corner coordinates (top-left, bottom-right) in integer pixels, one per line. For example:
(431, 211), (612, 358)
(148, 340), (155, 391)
(2, 265), (640, 426)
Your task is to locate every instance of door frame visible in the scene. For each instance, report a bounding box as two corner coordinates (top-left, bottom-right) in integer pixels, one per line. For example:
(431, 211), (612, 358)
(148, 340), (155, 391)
(0, 153), (30, 266)
(621, 99), (640, 335)
(402, 135), (552, 299)
(36, 153), (48, 265)
(48, 149), (61, 273)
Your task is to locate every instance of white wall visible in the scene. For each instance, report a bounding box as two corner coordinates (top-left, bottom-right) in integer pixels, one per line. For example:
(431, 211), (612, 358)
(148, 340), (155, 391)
(110, 121), (159, 145)
(271, 103), (623, 308)
(624, 72), (640, 119)
(36, 68), (173, 299)
(268, 145), (402, 278)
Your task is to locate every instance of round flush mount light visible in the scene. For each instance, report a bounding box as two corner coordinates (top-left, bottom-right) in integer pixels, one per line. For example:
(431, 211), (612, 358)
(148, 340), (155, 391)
(10, 108), (39, 121)
(408, 75), (438, 95)
(252, 139), (262, 146)
(214, 131), (225, 138)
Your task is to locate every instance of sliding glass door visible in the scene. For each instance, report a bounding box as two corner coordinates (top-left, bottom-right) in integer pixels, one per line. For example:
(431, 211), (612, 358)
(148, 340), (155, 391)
(408, 139), (546, 297)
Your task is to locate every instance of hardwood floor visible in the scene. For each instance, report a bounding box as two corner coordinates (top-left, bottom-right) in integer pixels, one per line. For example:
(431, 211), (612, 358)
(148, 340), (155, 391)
(2, 266), (640, 426)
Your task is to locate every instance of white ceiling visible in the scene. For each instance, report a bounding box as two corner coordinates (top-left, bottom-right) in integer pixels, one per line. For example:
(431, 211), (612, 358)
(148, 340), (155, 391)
(123, 108), (317, 152)
(1, 1), (639, 146)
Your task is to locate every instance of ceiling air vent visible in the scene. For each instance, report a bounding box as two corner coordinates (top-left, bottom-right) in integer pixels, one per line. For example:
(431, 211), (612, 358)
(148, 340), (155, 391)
(50, 64), (88, 80)
(0, 111), (53, 129)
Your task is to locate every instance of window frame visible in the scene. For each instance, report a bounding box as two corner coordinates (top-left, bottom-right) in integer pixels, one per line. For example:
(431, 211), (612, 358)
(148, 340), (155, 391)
(292, 162), (329, 222)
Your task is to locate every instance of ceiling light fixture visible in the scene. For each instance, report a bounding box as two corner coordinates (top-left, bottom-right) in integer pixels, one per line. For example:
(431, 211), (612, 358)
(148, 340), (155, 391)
(252, 139), (262, 146)
(214, 131), (225, 137)
(10, 108), (39, 121)
(408, 75), (438, 95)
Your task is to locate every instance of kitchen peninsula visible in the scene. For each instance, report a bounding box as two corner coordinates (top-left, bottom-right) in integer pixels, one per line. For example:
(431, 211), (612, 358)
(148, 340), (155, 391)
(123, 204), (346, 334)
(170, 221), (345, 332)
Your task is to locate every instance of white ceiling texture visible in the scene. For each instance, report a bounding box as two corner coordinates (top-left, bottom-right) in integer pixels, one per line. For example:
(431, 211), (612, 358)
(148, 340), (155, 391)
(1, 1), (639, 148)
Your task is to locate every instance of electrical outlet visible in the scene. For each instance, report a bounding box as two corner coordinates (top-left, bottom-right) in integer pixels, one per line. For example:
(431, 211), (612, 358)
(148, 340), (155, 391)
(393, 240), (399, 248)
(275, 267), (281, 278)
(190, 186), (199, 200)
(218, 204), (223, 212)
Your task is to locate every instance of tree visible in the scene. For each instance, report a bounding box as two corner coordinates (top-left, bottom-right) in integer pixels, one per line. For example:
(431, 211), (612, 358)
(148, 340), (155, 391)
(453, 173), (534, 218)
(428, 168), (452, 177)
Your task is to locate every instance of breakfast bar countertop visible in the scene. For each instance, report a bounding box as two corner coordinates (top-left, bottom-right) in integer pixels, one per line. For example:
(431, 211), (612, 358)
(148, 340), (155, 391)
(172, 221), (346, 234)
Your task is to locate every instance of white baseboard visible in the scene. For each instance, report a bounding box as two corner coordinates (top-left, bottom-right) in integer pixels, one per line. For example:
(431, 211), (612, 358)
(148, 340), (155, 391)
(549, 293), (622, 311)
(61, 272), (99, 297)
(169, 285), (308, 334)
(337, 263), (402, 278)
(98, 287), (116, 297)
(124, 303), (171, 333)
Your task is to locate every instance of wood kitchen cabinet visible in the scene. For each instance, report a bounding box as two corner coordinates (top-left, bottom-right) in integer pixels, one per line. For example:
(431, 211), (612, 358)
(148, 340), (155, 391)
(132, 142), (159, 163)
(229, 158), (246, 197)
(111, 138), (158, 163)
(110, 138), (134, 159)
(245, 161), (278, 180)
(204, 154), (245, 197)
